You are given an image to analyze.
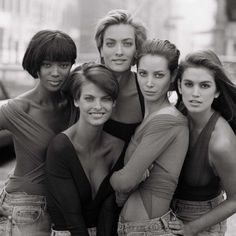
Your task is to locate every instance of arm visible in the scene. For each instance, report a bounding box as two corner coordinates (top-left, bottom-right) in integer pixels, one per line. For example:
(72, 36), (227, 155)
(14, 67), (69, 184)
(110, 119), (184, 193)
(46, 138), (89, 236)
(97, 194), (120, 236)
(171, 125), (236, 236)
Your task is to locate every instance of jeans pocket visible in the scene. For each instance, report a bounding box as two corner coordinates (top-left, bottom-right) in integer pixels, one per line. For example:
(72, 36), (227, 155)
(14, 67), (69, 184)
(12, 205), (42, 224)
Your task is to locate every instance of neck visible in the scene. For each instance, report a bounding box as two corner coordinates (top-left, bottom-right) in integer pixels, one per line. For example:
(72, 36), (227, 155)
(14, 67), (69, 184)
(34, 83), (65, 107)
(144, 96), (171, 118)
(188, 108), (215, 131)
(114, 70), (132, 86)
(70, 120), (104, 151)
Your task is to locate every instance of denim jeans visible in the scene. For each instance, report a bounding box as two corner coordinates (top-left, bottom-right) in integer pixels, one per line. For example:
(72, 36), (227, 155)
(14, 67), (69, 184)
(0, 188), (51, 236)
(171, 193), (227, 236)
(51, 227), (96, 236)
(117, 210), (176, 236)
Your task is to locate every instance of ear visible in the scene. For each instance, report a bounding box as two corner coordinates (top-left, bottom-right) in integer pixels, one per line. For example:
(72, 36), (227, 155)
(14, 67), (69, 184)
(74, 99), (80, 108)
(177, 80), (182, 94)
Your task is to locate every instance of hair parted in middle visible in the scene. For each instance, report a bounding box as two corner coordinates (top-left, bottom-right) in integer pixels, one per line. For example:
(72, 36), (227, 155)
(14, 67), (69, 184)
(67, 62), (119, 102)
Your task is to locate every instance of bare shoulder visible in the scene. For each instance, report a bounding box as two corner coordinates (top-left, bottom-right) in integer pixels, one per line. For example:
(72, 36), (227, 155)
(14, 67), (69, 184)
(209, 116), (236, 164)
(103, 132), (125, 150)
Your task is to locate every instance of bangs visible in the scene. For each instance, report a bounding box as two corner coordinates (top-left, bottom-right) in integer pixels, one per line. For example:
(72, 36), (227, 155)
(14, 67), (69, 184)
(39, 37), (76, 63)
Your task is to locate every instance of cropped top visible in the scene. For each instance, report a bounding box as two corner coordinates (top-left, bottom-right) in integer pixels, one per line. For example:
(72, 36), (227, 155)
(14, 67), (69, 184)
(122, 110), (189, 217)
(103, 72), (144, 143)
(0, 97), (77, 195)
(175, 112), (221, 201)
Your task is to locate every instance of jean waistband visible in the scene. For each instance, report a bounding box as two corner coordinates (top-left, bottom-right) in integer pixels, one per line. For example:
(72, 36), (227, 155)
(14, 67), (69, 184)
(0, 188), (46, 208)
(118, 210), (175, 231)
(172, 192), (224, 208)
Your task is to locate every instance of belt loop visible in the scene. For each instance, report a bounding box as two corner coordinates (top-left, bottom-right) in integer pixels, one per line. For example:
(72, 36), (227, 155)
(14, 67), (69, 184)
(160, 217), (168, 230)
(0, 188), (7, 206)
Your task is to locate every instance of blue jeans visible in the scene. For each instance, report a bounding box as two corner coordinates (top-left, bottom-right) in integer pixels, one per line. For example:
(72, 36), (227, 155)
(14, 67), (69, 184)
(0, 188), (51, 236)
(171, 193), (227, 236)
(117, 210), (175, 236)
(51, 227), (96, 236)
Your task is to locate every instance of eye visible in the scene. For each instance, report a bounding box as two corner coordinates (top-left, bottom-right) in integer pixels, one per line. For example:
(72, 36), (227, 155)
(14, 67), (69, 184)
(153, 72), (164, 79)
(138, 70), (147, 77)
(41, 62), (51, 68)
(106, 41), (115, 47)
(200, 83), (210, 89)
(183, 81), (193, 87)
(84, 96), (94, 102)
(102, 96), (112, 102)
(59, 63), (70, 69)
(123, 41), (133, 47)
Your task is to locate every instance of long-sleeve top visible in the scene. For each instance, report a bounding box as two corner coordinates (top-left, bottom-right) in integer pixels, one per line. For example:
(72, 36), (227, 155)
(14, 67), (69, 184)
(46, 133), (126, 236)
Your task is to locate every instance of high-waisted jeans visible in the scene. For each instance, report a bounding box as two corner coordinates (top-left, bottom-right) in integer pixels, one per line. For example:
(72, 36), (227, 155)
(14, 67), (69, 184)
(0, 188), (51, 236)
(51, 227), (96, 236)
(117, 210), (176, 236)
(171, 193), (227, 236)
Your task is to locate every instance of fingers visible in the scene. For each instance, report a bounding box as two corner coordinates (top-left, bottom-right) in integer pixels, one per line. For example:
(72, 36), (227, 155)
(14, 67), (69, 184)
(169, 220), (185, 235)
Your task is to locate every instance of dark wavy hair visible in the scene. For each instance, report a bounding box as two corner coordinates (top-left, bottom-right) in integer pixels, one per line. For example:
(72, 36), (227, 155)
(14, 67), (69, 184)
(65, 62), (119, 102)
(22, 30), (77, 79)
(175, 50), (236, 133)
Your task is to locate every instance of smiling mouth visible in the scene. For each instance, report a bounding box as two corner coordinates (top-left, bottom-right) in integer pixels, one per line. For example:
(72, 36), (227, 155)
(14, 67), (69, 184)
(49, 81), (61, 86)
(89, 112), (105, 118)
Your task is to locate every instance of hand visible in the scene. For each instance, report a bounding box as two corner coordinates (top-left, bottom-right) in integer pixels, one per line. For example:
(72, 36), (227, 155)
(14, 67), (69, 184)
(115, 191), (129, 207)
(169, 219), (195, 236)
(141, 164), (154, 182)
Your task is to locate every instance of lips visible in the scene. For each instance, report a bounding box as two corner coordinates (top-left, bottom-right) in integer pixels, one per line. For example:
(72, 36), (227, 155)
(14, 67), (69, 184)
(112, 59), (127, 64)
(189, 100), (202, 104)
(89, 112), (105, 119)
(48, 81), (61, 86)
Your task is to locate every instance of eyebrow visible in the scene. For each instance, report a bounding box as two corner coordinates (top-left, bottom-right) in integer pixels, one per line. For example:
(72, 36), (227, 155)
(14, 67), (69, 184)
(182, 79), (213, 83)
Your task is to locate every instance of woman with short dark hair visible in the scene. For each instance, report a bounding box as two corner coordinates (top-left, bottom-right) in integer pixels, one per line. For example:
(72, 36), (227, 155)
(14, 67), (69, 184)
(0, 30), (78, 235)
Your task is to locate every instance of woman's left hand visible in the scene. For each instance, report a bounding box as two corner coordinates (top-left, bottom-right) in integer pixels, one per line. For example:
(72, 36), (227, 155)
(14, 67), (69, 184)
(169, 219), (195, 236)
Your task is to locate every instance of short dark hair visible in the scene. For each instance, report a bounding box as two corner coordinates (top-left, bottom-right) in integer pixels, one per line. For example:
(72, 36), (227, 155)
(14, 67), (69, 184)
(22, 30), (77, 79)
(95, 9), (147, 55)
(68, 62), (119, 101)
(137, 39), (180, 75)
(175, 50), (236, 133)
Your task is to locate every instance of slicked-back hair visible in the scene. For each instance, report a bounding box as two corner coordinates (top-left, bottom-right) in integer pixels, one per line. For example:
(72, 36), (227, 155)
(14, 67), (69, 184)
(137, 39), (180, 75)
(22, 30), (77, 79)
(67, 62), (119, 102)
(95, 9), (147, 55)
(175, 50), (236, 133)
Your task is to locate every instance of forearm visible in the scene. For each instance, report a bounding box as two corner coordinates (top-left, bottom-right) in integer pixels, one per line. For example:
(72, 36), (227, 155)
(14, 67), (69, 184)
(185, 197), (236, 235)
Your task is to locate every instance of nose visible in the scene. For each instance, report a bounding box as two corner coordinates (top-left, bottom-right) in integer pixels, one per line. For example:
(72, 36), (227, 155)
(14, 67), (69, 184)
(146, 76), (154, 88)
(115, 43), (123, 56)
(94, 99), (102, 109)
(51, 65), (59, 77)
(192, 85), (200, 97)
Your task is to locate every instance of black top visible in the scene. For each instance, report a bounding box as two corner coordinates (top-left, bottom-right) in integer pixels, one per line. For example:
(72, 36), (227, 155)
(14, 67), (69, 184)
(174, 112), (221, 201)
(103, 73), (144, 143)
(46, 133), (126, 236)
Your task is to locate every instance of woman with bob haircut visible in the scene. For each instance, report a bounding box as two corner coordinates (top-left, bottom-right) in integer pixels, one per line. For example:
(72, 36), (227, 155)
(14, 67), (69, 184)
(169, 50), (236, 236)
(0, 30), (78, 235)
(46, 62), (125, 236)
(110, 39), (189, 236)
(95, 9), (147, 143)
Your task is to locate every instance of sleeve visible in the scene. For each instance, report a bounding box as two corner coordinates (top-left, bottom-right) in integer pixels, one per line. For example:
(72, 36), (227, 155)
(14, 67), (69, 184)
(96, 193), (120, 236)
(110, 116), (188, 192)
(45, 136), (89, 236)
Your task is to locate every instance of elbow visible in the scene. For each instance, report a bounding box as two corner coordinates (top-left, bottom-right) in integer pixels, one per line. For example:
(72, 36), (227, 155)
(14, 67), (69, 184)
(110, 171), (135, 193)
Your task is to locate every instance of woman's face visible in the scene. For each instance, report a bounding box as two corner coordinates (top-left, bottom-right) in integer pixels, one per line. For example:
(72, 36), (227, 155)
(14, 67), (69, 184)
(75, 81), (114, 127)
(179, 67), (219, 114)
(100, 24), (136, 73)
(39, 60), (72, 92)
(137, 54), (172, 103)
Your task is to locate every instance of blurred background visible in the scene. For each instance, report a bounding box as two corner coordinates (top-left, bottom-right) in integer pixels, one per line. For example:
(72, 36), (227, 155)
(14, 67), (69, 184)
(0, 0), (236, 234)
(1, 0), (236, 99)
